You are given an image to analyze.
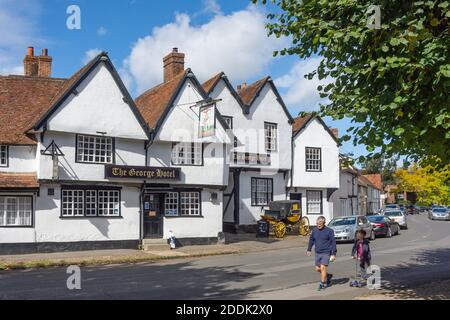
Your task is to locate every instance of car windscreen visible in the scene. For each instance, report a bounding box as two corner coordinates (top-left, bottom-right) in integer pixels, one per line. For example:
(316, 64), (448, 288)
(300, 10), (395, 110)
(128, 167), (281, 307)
(368, 216), (385, 222)
(433, 208), (447, 213)
(385, 211), (402, 217)
(328, 217), (356, 226)
(385, 205), (397, 208)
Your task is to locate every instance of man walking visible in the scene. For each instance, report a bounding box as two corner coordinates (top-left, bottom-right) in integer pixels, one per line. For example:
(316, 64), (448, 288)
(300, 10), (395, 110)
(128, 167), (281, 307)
(306, 216), (337, 290)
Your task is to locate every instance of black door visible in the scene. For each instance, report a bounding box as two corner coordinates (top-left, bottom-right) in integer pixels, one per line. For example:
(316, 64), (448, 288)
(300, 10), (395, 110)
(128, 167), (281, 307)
(143, 194), (164, 238)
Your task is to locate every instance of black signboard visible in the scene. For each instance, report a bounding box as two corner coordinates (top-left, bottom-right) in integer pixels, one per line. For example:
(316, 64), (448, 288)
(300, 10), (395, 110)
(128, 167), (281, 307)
(256, 219), (269, 238)
(105, 165), (181, 180)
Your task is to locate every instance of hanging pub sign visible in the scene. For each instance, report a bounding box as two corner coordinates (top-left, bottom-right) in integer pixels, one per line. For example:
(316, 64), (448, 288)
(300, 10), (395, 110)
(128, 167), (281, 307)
(105, 165), (181, 180)
(199, 103), (216, 138)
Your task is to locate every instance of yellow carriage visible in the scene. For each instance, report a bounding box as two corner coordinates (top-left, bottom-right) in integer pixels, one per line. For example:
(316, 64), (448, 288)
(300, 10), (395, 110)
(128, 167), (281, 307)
(261, 200), (310, 238)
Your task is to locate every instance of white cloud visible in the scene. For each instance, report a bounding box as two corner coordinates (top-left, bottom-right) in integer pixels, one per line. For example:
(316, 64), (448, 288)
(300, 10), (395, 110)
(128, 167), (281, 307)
(97, 26), (107, 36)
(122, 5), (286, 94)
(202, 0), (223, 15)
(275, 57), (332, 114)
(0, 0), (45, 75)
(82, 48), (102, 64)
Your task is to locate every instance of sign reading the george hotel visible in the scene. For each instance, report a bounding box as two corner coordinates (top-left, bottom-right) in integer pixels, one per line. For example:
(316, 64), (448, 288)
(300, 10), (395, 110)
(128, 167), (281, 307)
(105, 165), (180, 180)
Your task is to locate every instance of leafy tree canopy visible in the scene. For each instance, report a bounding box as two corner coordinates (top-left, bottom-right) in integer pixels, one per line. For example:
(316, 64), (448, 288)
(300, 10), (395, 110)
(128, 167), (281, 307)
(395, 163), (450, 205)
(254, 0), (449, 166)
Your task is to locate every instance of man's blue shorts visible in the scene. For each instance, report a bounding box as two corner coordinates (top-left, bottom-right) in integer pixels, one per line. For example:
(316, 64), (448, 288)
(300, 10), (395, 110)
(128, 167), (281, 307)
(315, 253), (330, 267)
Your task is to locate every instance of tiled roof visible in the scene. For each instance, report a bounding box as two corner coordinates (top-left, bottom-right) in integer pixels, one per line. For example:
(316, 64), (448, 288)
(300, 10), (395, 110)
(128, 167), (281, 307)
(0, 52), (104, 145)
(292, 114), (314, 135)
(0, 173), (39, 189)
(135, 71), (187, 130)
(237, 76), (270, 106)
(202, 72), (223, 95)
(363, 174), (383, 190)
(0, 76), (66, 145)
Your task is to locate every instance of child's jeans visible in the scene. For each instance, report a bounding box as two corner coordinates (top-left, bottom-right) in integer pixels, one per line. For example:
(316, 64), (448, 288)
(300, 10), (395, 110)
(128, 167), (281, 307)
(358, 260), (370, 279)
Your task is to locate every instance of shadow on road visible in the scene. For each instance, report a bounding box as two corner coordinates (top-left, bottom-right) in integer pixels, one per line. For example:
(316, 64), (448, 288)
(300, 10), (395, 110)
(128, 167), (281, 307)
(0, 260), (264, 300)
(376, 247), (450, 300)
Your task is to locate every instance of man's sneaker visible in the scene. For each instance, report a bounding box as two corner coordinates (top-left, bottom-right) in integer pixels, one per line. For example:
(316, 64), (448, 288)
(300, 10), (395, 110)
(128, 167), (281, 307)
(326, 273), (333, 287)
(318, 282), (327, 291)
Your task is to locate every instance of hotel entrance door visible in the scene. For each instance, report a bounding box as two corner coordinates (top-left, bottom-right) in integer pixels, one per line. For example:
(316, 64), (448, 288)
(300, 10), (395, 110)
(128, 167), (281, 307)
(143, 193), (164, 238)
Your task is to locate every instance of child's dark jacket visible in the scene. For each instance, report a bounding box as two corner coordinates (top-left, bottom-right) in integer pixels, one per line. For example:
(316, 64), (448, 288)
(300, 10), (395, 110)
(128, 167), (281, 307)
(351, 239), (372, 264)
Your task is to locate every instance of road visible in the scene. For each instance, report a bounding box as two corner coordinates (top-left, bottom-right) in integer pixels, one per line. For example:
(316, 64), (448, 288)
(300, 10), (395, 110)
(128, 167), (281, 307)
(1, 214), (449, 299)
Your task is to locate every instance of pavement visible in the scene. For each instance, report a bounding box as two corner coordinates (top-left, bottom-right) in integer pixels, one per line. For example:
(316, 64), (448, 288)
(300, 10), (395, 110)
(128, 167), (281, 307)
(0, 234), (308, 269)
(0, 213), (449, 300)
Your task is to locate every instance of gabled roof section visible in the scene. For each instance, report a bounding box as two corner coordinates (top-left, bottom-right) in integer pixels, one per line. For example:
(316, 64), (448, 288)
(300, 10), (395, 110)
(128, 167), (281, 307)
(237, 76), (293, 122)
(292, 113), (339, 144)
(0, 172), (39, 189)
(0, 75), (66, 145)
(202, 72), (247, 113)
(31, 52), (150, 139)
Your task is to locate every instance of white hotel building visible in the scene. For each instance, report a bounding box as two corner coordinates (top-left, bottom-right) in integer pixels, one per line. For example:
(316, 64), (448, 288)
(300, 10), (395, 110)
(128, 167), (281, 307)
(0, 47), (342, 254)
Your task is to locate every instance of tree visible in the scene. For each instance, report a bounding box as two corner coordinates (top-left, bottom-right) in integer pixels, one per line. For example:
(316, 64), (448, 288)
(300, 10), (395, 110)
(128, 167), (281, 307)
(254, 0), (450, 166)
(395, 163), (450, 205)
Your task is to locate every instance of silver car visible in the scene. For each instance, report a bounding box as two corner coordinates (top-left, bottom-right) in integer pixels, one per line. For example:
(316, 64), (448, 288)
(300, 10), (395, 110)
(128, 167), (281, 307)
(383, 210), (408, 229)
(429, 207), (450, 221)
(327, 215), (375, 242)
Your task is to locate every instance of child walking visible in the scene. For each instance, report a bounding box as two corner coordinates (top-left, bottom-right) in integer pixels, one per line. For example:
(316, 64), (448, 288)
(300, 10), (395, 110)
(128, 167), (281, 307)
(351, 230), (371, 280)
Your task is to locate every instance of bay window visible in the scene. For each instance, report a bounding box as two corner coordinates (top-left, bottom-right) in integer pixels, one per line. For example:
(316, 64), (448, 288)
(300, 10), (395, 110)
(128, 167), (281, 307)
(0, 196), (33, 227)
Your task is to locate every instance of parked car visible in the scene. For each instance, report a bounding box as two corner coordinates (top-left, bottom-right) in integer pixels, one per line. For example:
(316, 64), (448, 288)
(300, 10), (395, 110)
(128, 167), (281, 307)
(327, 215), (375, 242)
(368, 215), (400, 238)
(383, 210), (408, 229)
(406, 205), (419, 215)
(418, 206), (429, 213)
(385, 204), (400, 210)
(428, 207), (450, 221)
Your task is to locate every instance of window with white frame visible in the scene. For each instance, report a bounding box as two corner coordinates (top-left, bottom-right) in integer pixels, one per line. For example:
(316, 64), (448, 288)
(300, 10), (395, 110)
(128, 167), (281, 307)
(0, 145), (8, 167)
(61, 189), (120, 217)
(251, 178), (273, 206)
(164, 192), (178, 216)
(76, 135), (113, 164)
(98, 190), (120, 216)
(171, 142), (202, 165)
(0, 196), (32, 227)
(264, 122), (277, 152)
(180, 192), (201, 216)
(222, 116), (233, 129)
(306, 190), (322, 214)
(305, 147), (322, 172)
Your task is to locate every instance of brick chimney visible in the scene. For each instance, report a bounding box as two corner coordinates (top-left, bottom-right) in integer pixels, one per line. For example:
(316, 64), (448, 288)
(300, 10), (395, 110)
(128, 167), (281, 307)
(163, 48), (185, 83)
(24, 47), (38, 77)
(38, 48), (52, 77)
(23, 47), (52, 77)
(330, 128), (339, 139)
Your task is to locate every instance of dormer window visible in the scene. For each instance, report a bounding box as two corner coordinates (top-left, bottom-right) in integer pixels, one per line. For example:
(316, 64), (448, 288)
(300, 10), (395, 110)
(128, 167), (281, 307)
(76, 134), (114, 164)
(0, 145), (8, 167)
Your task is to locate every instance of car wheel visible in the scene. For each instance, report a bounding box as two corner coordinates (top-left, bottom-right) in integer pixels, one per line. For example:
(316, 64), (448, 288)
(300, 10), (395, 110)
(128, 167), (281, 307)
(387, 228), (392, 238)
(370, 230), (376, 241)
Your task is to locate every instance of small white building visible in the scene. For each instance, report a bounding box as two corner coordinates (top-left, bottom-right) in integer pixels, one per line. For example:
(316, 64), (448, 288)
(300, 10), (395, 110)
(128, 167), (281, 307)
(288, 114), (340, 223)
(203, 73), (293, 230)
(330, 162), (359, 217)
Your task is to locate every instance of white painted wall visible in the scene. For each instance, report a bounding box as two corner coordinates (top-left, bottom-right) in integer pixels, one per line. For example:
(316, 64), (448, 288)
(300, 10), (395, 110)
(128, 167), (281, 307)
(0, 185), (140, 243)
(0, 146), (36, 173)
(291, 118), (339, 188)
(46, 63), (147, 140)
(38, 131), (146, 182)
(238, 171), (288, 225)
(330, 170), (359, 217)
(147, 141), (228, 187)
(163, 189), (223, 239)
(210, 80), (292, 171)
(288, 187), (333, 224)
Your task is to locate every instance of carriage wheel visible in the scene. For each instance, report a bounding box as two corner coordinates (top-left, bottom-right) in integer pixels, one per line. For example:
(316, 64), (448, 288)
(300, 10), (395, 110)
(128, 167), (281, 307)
(274, 222), (286, 238)
(299, 216), (311, 236)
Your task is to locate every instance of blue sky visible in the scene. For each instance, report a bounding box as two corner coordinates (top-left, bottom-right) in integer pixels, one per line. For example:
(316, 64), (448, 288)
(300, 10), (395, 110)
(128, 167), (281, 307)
(0, 0), (369, 160)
